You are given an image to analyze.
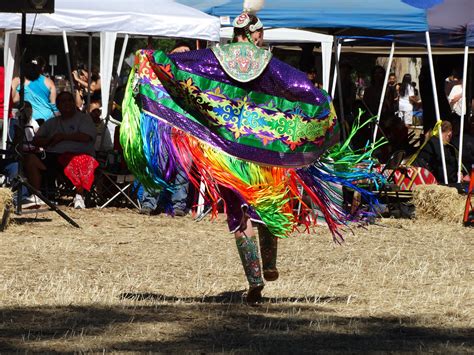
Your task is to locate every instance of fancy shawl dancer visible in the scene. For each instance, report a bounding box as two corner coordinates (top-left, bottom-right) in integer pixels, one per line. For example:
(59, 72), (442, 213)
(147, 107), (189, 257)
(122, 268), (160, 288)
(120, 0), (382, 303)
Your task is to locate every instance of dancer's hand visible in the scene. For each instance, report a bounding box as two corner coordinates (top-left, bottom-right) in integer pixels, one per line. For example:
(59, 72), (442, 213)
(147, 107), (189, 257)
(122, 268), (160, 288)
(237, 205), (251, 234)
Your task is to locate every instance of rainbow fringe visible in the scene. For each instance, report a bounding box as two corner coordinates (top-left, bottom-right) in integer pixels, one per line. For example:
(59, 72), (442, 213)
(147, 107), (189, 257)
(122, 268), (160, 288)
(121, 60), (384, 240)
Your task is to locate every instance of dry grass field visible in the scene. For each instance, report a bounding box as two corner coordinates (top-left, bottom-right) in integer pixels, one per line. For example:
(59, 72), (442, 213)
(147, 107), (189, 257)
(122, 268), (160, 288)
(0, 207), (473, 353)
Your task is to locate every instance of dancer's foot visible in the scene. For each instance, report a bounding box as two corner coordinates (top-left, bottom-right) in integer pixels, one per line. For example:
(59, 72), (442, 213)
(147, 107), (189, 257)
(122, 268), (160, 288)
(246, 284), (264, 305)
(263, 268), (279, 282)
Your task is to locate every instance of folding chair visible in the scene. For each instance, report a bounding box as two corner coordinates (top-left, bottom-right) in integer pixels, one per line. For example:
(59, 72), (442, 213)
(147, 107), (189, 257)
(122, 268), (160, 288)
(96, 169), (140, 209)
(376, 151), (416, 217)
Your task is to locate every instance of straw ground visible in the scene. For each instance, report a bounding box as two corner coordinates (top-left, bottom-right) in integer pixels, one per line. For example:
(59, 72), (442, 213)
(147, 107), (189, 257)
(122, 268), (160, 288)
(0, 208), (472, 352)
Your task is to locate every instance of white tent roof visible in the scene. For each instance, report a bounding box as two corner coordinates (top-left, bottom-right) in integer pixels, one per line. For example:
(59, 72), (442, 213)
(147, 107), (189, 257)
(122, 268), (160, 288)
(1, 0), (221, 149)
(0, 0), (221, 41)
(219, 27), (333, 44)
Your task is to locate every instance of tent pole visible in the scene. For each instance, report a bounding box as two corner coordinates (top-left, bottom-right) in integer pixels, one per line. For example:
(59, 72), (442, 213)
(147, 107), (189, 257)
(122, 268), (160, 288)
(321, 39), (333, 91)
(457, 45), (469, 182)
(62, 31), (75, 95)
(2, 32), (17, 150)
(87, 33), (93, 112)
(116, 34), (129, 78)
(331, 40), (342, 98)
(333, 38), (347, 141)
(425, 31), (448, 184)
(98, 32), (117, 152)
(373, 41), (395, 144)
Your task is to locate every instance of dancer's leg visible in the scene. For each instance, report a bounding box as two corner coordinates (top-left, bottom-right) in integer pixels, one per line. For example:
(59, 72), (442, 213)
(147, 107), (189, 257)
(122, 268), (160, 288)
(257, 224), (279, 281)
(235, 218), (264, 304)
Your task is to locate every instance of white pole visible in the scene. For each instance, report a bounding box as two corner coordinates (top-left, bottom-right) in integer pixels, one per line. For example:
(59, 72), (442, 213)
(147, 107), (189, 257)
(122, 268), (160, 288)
(2, 31), (17, 150)
(116, 34), (129, 78)
(373, 41), (395, 143)
(99, 32), (117, 119)
(321, 39), (333, 92)
(457, 45), (469, 183)
(62, 31), (75, 94)
(425, 31), (448, 184)
(98, 32), (117, 152)
(197, 178), (206, 215)
(331, 41), (342, 98)
(87, 33), (92, 112)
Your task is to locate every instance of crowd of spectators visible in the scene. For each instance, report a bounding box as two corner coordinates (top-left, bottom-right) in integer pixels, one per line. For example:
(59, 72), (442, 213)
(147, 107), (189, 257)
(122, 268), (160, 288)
(0, 46), (194, 216)
(307, 62), (473, 185)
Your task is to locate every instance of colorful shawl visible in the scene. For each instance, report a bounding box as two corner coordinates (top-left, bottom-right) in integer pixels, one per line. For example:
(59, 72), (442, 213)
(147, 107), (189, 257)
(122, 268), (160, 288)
(120, 44), (382, 240)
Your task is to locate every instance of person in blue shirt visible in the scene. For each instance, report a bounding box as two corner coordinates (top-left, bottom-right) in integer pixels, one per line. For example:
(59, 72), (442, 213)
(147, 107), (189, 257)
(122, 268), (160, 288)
(11, 58), (58, 125)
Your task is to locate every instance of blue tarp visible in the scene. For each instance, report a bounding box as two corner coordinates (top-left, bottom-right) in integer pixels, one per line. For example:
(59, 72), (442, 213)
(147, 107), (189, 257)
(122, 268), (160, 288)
(177, 0), (428, 33)
(468, 21), (474, 47)
(393, 0), (474, 47)
(335, 0), (474, 48)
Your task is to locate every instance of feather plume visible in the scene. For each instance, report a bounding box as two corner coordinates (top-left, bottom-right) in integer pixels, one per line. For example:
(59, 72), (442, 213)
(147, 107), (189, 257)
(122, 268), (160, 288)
(243, 0), (264, 13)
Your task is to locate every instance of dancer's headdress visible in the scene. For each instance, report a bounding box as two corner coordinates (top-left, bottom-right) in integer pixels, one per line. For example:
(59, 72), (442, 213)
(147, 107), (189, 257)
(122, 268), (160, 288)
(232, 0), (264, 42)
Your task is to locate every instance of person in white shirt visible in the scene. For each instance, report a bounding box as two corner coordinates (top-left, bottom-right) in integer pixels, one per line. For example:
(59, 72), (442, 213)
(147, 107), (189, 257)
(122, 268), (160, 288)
(448, 80), (466, 118)
(398, 74), (416, 126)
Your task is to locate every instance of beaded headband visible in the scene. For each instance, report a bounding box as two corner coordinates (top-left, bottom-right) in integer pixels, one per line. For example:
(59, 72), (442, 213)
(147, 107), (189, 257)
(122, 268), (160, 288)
(232, 12), (263, 33)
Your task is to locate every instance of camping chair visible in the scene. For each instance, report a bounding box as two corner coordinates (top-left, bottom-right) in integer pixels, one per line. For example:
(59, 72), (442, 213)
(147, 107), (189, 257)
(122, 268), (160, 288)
(376, 150), (417, 217)
(94, 151), (140, 210)
(380, 150), (406, 186)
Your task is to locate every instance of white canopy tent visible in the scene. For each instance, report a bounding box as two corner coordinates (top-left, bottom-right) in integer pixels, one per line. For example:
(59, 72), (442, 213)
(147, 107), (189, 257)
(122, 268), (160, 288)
(0, 0), (221, 148)
(219, 27), (334, 91)
(0, 0), (220, 39)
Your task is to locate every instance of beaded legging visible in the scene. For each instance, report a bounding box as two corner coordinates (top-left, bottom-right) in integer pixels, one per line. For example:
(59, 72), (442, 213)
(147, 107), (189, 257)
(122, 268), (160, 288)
(235, 236), (264, 287)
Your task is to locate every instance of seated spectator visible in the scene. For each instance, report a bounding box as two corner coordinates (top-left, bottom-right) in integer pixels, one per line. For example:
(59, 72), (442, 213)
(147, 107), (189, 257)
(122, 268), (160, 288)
(5, 101), (47, 208)
(11, 59), (58, 124)
(33, 91), (98, 209)
(415, 121), (469, 183)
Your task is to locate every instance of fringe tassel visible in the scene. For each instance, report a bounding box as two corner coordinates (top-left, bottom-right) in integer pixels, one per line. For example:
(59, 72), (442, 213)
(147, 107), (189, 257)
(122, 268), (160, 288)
(172, 132), (294, 238)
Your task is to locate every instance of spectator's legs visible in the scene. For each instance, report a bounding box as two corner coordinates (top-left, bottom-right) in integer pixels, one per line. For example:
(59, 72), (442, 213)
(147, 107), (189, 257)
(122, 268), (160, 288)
(171, 168), (189, 213)
(40, 153), (63, 199)
(157, 188), (172, 213)
(140, 188), (160, 214)
(23, 154), (46, 191)
(3, 161), (29, 199)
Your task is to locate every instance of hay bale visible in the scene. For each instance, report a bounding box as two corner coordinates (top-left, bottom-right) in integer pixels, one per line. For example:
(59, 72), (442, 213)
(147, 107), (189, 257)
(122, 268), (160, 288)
(0, 188), (13, 231)
(0, 188), (12, 212)
(412, 184), (465, 224)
